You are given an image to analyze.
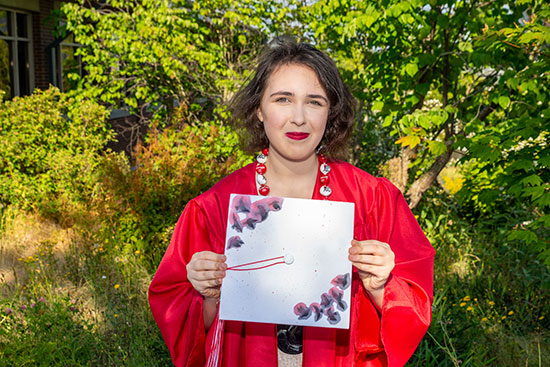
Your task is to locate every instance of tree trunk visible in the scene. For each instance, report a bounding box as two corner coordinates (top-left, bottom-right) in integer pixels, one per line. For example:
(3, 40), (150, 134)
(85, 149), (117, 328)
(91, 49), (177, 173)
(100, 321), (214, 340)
(406, 143), (453, 209)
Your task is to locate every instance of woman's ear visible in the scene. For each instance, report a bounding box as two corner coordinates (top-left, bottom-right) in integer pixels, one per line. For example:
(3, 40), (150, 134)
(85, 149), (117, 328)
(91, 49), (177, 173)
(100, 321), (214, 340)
(256, 108), (263, 123)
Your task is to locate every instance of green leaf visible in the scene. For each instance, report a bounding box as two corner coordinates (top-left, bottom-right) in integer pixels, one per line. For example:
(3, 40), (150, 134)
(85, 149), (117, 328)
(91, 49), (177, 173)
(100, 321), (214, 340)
(506, 78), (519, 90)
(520, 174), (543, 187)
(508, 229), (538, 244)
(538, 156), (550, 168)
(372, 101), (384, 112)
(417, 115), (430, 129)
(535, 193), (550, 208)
(498, 96), (510, 109)
(522, 186), (545, 200)
(479, 189), (499, 204)
(538, 214), (550, 227)
(383, 114), (393, 127)
(405, 63), (419, 77)
(508, 159), (534, 172)
(428, 141), (447, 156)
(458, 41), (473, 52)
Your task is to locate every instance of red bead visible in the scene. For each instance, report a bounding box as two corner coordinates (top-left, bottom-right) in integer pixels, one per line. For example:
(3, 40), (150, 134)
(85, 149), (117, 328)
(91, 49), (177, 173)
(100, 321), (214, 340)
(318, 154), (327, 163)
(262, 148), (269, 156)
(319, 175), (329, 185)
(256, 163), (266, 174)
(259, 185), (270, 196)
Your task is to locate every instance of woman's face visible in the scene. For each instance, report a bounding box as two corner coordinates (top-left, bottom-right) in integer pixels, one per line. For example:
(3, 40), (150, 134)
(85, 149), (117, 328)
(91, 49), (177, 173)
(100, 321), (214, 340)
(257, 63), (329, 163)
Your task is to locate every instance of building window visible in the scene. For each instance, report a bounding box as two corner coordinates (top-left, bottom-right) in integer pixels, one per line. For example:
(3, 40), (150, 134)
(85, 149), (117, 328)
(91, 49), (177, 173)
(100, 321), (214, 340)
(50, 32), (83, 92)
(0, 9), (33, 98)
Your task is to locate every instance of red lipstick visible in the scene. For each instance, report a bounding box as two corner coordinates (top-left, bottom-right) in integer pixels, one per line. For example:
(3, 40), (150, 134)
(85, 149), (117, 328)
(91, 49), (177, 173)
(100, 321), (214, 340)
(286, 132), (310, 140)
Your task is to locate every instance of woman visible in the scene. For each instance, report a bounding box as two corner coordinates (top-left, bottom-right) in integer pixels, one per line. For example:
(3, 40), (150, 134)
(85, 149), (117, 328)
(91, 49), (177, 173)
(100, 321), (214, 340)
(149, 38), (435, 367)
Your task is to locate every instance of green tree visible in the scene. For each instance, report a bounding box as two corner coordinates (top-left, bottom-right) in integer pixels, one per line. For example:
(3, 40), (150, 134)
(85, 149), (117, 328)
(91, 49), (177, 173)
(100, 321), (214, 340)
(304, 0), (546, 202)
(61, 0), (299, 133)
(301, 0), (549, 261)
(60, 0), (549, 261)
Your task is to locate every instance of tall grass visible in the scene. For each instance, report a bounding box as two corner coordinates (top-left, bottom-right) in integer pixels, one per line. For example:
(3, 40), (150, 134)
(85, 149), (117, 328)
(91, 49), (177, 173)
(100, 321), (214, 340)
(0, 211), (170, 366)
(408, 189), (550, 366)
(2, 187), (548, 366)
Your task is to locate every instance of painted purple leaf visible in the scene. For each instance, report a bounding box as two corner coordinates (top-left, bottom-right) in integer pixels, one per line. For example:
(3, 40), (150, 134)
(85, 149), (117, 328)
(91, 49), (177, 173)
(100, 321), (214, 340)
(227, 236), (244, 249)
(229, 212), (243, 233)
(324, 305), (341, 325)
(310, 302), (322, 322)
(263, 197), (283, 211)
(241, 216), (259, 230)
(251, 201), (270, 221)
(293, 302), (312, 320)
(232, 195), (251, 213)
(320, 292), (333, 311)
(329, 286), (347, 311)
(241, 201), (270, 230)
(330, 273), (351, 290)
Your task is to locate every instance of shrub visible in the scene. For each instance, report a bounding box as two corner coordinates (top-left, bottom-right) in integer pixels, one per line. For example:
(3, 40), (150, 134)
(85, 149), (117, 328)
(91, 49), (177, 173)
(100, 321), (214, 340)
(92, 114), (252, 271)
(0, 87), (113, 223)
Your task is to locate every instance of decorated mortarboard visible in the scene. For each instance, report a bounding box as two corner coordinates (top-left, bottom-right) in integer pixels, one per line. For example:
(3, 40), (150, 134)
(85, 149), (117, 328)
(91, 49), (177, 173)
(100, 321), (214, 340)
(219, 194), (355, 329)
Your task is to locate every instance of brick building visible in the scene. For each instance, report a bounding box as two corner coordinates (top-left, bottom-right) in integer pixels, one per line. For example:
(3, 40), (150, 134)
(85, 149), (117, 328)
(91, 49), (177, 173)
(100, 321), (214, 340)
(1, 0), (82, 98)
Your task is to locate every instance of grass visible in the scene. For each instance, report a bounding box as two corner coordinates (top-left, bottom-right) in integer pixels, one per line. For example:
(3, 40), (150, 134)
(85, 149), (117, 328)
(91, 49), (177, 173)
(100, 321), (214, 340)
(0, 209), (171, 366)
(407, 191), (550, 366)
(1, 189), (549, 366)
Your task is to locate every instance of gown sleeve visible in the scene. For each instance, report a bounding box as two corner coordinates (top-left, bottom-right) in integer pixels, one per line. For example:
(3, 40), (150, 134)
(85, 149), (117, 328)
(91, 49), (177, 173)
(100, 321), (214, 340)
(354, 178), (435, 367)
(148, 199), (215, 367)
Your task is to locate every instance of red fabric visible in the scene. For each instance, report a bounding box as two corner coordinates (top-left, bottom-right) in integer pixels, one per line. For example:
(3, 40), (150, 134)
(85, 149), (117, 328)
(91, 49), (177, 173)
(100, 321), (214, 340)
(149, 161), (435, 367)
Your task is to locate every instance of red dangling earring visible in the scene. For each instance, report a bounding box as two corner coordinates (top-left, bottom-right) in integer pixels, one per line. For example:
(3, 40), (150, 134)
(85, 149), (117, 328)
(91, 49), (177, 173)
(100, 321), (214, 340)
(256, 148), (270, 195)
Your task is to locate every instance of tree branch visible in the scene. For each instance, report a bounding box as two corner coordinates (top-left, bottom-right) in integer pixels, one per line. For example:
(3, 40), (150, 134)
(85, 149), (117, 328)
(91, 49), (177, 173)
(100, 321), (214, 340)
(406, 140), (454, 209)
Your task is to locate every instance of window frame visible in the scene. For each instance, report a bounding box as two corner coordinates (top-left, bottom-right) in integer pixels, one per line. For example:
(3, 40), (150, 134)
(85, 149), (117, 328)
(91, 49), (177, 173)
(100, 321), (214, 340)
(0, 7), (35, 97)
(50, 33), (83, 93)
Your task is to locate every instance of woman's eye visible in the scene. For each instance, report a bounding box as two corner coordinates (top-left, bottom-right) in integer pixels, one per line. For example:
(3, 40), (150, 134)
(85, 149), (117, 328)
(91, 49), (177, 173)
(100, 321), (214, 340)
(276, 97), (290, 103)
(310, 100), (323, 106)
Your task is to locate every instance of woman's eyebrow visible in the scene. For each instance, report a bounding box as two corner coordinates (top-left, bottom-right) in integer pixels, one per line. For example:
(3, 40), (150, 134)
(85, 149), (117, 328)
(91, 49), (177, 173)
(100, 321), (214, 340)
(269, 91), (293, 97)
(308, 94), (329, 103)
(269, 91), (328, 103)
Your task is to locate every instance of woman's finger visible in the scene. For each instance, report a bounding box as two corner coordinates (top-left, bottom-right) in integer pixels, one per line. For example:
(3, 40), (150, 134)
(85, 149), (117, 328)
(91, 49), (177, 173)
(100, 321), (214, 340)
(351, 239), (389, 248)
(189, 276), (222, 293)
(352, 262), (391, 276)
(189, 259), (226, 272)
(190, 270), (226, 282)
(348, 254), (387, 266)
(191, 251), (227, 264)
(350, 240), (391, 256)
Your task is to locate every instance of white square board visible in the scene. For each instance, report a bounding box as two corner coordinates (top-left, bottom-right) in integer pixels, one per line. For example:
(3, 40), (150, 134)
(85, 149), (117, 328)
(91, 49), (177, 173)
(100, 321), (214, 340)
(219, 194), (355, 329)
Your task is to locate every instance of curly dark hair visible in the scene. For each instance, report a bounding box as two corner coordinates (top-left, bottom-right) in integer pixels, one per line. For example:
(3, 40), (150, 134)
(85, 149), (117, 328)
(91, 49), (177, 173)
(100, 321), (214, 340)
(229, 37), (356, 160)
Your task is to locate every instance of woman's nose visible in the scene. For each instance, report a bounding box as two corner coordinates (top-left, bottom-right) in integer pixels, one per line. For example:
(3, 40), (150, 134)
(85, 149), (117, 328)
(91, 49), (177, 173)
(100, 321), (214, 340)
(291, 104), (306, 126)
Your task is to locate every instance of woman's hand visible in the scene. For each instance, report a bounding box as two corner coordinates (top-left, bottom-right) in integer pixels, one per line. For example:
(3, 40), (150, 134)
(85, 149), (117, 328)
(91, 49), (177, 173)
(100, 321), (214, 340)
(186, 251), (227, 301)
(348, 239), (395, 309)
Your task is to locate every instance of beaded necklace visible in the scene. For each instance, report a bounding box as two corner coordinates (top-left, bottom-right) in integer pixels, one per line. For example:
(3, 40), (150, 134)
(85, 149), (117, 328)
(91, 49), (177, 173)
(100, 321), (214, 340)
(255, 148), (332, 198)
(254, 147), (332, 355)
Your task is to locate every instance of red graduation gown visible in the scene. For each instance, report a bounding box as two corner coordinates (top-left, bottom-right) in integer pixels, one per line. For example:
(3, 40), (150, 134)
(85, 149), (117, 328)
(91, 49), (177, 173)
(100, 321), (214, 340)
(149, 161), (435, 367)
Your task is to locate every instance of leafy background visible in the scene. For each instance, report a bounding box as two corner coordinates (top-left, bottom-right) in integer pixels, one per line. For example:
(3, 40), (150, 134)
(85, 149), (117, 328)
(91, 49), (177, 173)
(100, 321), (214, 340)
(0, 0), (548, 366)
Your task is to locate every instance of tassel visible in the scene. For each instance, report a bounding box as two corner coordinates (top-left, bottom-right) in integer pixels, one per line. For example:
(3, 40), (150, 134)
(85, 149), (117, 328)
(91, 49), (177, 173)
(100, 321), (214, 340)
(207, 319), (225, 367)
